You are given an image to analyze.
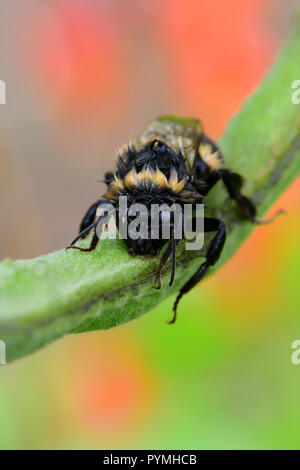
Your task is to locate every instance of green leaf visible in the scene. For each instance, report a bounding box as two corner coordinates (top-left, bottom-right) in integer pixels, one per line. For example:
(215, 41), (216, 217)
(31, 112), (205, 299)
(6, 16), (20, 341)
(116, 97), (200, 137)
(1, 14), (300, 362)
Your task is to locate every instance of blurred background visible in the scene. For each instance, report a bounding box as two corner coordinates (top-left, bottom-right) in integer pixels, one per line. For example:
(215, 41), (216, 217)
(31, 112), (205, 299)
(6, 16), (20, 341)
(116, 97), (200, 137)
(0, 0), (300, 450)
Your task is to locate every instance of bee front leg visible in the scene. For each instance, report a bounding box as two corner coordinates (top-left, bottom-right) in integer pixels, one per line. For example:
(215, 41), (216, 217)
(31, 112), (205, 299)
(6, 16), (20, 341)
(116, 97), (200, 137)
(79, 199), (111, 238)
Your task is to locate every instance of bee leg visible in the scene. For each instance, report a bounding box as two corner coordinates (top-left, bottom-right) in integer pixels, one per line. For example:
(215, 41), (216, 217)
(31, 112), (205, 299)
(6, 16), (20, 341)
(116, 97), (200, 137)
(155, 241), (173, 289)
(67, 228), (99, 253)
(169, 238), (178, 287)
(219, 169), (284, 224)
(66, 210), (112, 251)
(170, 218), (226, 324)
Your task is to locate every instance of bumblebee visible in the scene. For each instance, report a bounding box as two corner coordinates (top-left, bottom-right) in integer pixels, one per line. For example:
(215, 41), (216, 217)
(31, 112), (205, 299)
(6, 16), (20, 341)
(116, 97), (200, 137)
(67, 115), (280, 323)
